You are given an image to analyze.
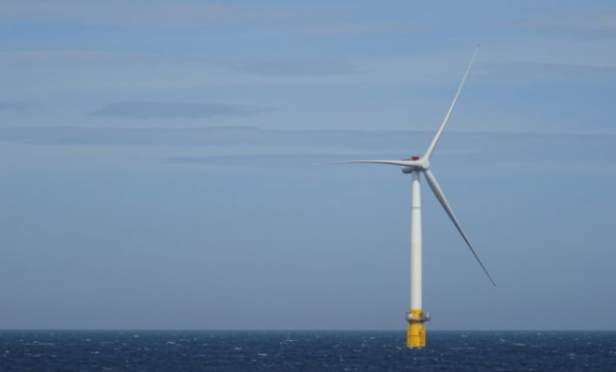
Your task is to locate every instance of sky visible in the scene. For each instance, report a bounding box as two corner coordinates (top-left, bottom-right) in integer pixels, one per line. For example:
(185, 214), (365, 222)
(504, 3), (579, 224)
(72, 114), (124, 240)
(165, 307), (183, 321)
(0, 0), (615, 331)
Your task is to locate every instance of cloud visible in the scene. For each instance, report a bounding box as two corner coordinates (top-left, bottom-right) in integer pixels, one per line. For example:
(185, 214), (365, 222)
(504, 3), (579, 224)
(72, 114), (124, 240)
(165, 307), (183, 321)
(89, 102), (274, 120)
(161, 152), (616, 175)
(483, 62), (616, 81)
(0, 102), (28, 111)
(1, 126), (614, 174)
(159, 131), (616, 174)
(0, 1), (329, 27)
(164, 154), (355, 168)
(2, 125), (614, 154)
(0, 1), (422, 37)
(0, 126), (431, 149)
(528, 12), (616, 36)
(229, 59), (364, 77)
(284, 20), (429, 36)
(0, 51), (124, 63)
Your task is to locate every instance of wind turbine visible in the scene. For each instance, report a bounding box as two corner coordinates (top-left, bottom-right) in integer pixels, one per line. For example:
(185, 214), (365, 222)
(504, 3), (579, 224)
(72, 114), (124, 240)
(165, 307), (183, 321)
(337, 47), (495, 348)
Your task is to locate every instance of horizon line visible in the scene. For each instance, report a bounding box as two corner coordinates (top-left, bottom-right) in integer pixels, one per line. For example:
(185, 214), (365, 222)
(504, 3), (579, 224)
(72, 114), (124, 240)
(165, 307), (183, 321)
(1, 329), (615, 332)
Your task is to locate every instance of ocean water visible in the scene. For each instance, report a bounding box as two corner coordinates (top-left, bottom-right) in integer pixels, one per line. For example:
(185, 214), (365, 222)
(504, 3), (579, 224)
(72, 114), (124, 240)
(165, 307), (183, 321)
(1, 331), (615, 372)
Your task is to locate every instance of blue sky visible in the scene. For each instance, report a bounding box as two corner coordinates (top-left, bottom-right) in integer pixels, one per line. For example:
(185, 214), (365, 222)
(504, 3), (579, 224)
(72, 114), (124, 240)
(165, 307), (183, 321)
(0, 0), (615, 330)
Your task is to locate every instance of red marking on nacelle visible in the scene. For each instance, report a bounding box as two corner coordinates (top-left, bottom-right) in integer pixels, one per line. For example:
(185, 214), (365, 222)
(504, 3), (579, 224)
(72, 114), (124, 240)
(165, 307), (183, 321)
(411, 156), (420, 161)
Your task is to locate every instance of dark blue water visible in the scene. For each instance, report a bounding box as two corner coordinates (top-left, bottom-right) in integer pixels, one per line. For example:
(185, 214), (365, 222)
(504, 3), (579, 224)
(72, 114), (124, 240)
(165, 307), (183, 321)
(1, 331), (615, 371)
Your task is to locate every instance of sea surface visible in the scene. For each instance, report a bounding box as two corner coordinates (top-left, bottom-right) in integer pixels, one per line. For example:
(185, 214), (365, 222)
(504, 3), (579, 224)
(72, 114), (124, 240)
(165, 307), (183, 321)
(0, 331), (615, 372)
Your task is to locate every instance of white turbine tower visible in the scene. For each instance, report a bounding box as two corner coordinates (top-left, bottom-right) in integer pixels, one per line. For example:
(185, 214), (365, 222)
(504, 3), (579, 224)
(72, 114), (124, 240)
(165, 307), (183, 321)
(338, 47), (495, 348)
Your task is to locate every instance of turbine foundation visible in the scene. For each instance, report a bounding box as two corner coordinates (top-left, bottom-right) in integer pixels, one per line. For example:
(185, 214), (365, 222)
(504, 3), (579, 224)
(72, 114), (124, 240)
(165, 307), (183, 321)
(406, 309), (430, 348)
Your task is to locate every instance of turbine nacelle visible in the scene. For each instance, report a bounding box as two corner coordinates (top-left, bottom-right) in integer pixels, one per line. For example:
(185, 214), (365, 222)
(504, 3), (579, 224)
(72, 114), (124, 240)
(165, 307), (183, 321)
(402, 156), (430, 174)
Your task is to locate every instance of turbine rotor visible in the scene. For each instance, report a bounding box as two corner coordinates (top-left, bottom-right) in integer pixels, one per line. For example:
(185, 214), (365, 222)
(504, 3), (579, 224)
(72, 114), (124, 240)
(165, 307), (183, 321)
(332, 46), (495, 286)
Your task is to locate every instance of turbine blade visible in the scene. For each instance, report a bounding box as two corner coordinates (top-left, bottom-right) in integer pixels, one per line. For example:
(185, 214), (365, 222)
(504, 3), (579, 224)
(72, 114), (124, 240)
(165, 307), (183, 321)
(423, 169), (496, 287)
(328, 160), (422, 167)
(423, 46), (479, 160)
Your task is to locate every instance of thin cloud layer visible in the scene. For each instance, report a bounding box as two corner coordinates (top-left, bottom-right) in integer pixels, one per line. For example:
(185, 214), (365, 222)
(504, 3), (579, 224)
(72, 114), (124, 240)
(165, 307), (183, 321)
(0, 1), (327, 27)
(528, 12), (616, 35)
(164, 154), (357, 168)
(0, 126), (426, 149)
(484, 62), (616, 81)
(90, 102), (274, 120)
(230, 59), (364, 77)
(0, 1), (412, 37)
(158, 132), (616, 175)
(2, 125), (614, 160)
(0, 102), (29, 111)
(3, 125), (613, 174)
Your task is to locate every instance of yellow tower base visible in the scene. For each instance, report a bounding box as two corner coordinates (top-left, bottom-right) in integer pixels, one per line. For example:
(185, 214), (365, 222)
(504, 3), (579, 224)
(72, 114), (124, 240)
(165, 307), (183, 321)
(406, 309), (428, 348)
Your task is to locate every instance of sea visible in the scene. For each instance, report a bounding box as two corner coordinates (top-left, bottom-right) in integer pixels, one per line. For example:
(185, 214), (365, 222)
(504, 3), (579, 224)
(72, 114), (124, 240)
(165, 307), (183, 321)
(0, 331), (615, 372)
